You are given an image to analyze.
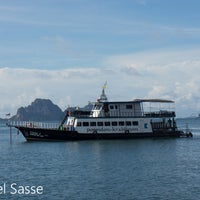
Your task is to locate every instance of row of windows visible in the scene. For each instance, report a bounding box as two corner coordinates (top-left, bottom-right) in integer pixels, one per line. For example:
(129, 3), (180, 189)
(109, 105), (133, 110)
(77, 121), (139, 127)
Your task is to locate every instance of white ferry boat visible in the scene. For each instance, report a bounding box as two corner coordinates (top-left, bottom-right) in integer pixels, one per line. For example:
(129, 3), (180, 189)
(9, 85), (192, 141)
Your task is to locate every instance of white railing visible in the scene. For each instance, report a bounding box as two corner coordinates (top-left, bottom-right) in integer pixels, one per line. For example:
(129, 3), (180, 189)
(7, 121), (60, 129)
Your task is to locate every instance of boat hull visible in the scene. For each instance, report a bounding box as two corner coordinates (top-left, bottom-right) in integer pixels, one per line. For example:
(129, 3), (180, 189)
(15, 126), (187, 141)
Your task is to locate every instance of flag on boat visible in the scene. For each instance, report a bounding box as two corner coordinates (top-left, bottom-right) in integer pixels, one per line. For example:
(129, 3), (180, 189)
(103, 81), (107, 89)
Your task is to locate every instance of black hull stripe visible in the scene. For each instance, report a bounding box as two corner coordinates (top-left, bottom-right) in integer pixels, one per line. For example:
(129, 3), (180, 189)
(16, 126), (183, 141)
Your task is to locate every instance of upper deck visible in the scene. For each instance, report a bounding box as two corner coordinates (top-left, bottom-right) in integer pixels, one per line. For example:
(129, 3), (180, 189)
(89, 86), (175, 118)
(89, 99), (175, 118)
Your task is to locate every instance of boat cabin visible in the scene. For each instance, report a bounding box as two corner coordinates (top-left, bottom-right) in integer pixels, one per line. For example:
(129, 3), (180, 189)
(90, 101), (142, 117)
(62, 86), (176, 134)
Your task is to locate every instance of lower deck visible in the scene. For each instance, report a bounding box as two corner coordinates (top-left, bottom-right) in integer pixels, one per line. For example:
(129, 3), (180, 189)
(65, 116), (178, 135)
(7, 116), (193, 142)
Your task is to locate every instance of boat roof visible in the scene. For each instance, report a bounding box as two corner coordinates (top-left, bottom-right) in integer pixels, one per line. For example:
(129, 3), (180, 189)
(133, 99), (174, 103)
(97, 99), (174, 104)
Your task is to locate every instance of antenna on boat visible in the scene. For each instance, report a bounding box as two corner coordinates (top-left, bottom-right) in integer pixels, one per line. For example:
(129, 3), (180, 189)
(98, 81), (108, 102)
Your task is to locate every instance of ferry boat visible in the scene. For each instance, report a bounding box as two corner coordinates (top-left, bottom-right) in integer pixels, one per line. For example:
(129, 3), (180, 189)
(9, 85), (192, 141)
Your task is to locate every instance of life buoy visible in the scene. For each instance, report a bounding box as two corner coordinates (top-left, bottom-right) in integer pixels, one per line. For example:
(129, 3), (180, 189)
(93, 130), (97, 134)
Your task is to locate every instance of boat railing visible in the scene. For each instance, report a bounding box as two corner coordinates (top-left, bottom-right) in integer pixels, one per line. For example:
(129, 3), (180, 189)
(105, 111), (142, 117)
(101, 111), (175, 117)
(144, 111), (175, 117)
(7, 121), (60, 129)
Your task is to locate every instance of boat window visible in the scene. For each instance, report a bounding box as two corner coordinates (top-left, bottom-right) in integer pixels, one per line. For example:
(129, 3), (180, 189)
(110, 105), (118, 109)
(112, 121), (118, 126)
(90, 122), (96, 126)
(133, 121), (139, 126)
(126, 105), (133, 109)
(97, 122), (103, 126)
(105, 121), (110, 126)
(126, 121), (131, 126)
(95, 104), (102, 110)
(119, 121), (124, 126)
(77, 122), (82, 126)
(83, 122), (89, 127)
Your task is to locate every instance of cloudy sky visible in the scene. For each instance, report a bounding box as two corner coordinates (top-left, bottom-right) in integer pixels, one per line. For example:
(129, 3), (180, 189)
(1, 0), (200, 117)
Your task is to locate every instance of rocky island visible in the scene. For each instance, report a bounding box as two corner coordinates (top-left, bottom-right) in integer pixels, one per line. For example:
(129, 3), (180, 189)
(12, 99), (64, 121)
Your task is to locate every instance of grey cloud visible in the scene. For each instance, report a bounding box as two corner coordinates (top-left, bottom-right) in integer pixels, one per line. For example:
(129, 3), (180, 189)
(120, 66), (141, 76)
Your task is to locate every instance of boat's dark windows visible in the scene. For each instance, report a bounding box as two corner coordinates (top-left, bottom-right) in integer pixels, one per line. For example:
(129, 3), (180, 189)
(83, 122), (89, 126)
(133, 121), (139, 126)
(126, 105), (133, 109)
(115, 105), (118, 109)
(126, 121), (131, 126)
(110, 105), (114, 109)
(112, 121), (118, 126)
(90, 122), (96, 126)
(97, 122), (103, 126)
(77, 122), (82, 126)
(119, 121), (124, 126)
(105, 121), (110, 126)
(95, 105), (102, 110)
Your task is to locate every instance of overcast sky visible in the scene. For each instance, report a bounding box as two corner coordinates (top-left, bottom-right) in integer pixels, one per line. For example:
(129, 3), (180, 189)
(1, 0), (200, 117)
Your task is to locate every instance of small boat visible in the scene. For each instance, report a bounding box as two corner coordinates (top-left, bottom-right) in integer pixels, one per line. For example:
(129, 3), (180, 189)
(9, 84), (192, 141)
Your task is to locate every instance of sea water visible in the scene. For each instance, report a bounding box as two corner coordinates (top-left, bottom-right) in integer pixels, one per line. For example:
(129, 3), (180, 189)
(0, 118), (200, 200)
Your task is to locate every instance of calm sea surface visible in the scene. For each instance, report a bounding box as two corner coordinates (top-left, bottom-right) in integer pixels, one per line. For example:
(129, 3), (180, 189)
(1, 118), (200, 200)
